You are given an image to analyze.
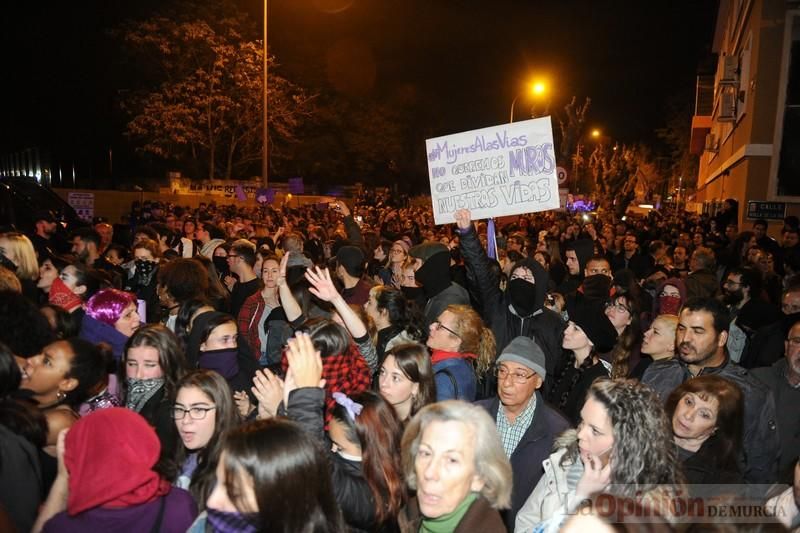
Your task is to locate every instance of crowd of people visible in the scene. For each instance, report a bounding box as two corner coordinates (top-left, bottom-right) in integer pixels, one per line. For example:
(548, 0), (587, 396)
(0, 192), (799, 532)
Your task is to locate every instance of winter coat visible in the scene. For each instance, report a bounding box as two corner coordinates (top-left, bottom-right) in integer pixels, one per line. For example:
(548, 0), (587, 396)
(642, 357), (779, 484)
(398, 495), (505, 533)
(237, 292), (292, 366)
(476, 392), (570, 531)
(684, 268), (719, 300)
(752, 359), (800, 483)
(79, 314), (130, 362)
(433, 355), (476, 402)
(514, 432), (582, 533)
(287, 387), (384, 532)
(459, 226), (566, 388)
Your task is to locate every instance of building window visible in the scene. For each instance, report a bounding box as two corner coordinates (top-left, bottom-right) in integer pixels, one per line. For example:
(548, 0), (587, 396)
(777, 17), (800, 196)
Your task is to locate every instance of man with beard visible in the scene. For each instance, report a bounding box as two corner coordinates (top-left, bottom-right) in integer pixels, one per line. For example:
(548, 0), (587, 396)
(642, 297), (779, 484)
(721, 267), (781, 363)
(455, 209), (565, 396)
(70, 228), (116, 275)
(753, 321), (800, 483)
(30, 210), (68, 258)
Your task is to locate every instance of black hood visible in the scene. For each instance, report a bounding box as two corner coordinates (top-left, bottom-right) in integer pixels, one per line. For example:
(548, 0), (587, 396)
(567, 239), (595, 274)
(186, 310), (228, 367)
(507, 256), (549, 315)
(414, 250), (452, 298)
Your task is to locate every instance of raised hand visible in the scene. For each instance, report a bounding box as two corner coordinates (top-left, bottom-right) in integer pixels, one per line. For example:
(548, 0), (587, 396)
(232, 390), (252, 418)
(286, 332), (324, 389)
(304, 266), (340, 303)
(333, 200), (351, 217)
(278, 251), (289, 287)
(251, 368), (284, 419)
(454, 208), (472, 230)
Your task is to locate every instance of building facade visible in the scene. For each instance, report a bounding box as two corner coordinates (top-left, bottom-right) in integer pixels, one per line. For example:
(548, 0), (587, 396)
(690, 0), (799, 230)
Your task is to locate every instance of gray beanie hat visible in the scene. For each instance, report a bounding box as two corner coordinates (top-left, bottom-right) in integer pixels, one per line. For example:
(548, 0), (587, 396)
(496, 336), (547, 379)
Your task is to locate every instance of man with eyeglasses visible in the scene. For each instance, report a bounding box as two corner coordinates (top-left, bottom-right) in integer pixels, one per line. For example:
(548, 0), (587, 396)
(721, 267), (781, 364)
(226, 239), (260, 318)
(753, 321), (800, 483)
(454, 209), (565, 395)
(475, 336), (569, 530)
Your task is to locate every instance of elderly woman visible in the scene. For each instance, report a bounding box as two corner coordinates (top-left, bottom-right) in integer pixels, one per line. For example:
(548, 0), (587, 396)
(515, 379), (685, 532)
(33, 408), (197, 533)
(398, 400), (512, 532)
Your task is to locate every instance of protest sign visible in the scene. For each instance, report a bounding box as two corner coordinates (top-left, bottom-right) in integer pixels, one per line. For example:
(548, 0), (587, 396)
(426, 117), (559, 225)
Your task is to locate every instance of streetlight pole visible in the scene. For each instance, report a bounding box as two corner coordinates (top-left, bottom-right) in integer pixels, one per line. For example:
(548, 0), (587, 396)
(509, 81), (547, 123)
(262, 0), (269, 187)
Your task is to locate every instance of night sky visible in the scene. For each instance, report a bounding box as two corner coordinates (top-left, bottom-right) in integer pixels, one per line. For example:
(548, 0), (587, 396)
(0, 0), (718, 184)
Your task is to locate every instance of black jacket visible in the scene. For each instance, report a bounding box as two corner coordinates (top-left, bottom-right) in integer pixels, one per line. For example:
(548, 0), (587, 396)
(459, 226), (565, 389)
(642, 357), (779, 484)
(287, 387), (386, 533)
(475, 392), (570, 531)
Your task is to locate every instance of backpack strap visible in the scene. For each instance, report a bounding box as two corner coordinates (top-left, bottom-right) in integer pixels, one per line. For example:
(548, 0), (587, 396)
(435, 367), (460, 400)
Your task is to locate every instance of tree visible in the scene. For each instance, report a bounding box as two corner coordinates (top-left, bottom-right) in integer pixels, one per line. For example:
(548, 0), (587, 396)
(656, 98), (699, 193)
(588, 143), (663, 217)
(116, 3), (314, 180)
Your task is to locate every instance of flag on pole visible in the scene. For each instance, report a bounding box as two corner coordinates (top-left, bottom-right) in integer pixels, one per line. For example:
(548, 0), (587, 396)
(486, 218), (498, 260)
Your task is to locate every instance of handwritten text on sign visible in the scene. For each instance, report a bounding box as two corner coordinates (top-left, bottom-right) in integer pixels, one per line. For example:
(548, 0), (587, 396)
(426, 117), (559, 225)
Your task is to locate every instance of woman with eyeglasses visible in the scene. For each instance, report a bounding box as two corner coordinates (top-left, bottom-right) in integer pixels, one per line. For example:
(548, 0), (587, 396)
(173, 370), (240, 511)
(426, 304), (496, 402)
(606, 292), (644, 379)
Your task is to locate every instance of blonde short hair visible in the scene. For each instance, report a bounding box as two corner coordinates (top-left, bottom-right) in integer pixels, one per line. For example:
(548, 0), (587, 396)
(401, 400), (512, 509)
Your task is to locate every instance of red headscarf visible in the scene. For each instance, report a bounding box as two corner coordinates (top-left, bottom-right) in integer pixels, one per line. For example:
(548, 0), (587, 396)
(64, 407), (170, 515)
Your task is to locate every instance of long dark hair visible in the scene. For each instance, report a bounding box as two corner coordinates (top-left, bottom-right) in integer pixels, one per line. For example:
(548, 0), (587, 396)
(122, 325), (187, 402)
(330, 391), (405, 525)
(62, 338), (111, 408)
(609, 293), (642, 379)
(665, 375), (743, 472)
(222, 418), (345, 533)
(173, 370), (239, 511)
(373, 286), (425, 340)
(385, 343), (436, 417)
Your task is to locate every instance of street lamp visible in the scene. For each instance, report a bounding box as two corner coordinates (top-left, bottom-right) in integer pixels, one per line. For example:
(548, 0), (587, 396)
(591, 129), (601, 139)
(510, 80), (549, 123)
(262, 0), (269, 187)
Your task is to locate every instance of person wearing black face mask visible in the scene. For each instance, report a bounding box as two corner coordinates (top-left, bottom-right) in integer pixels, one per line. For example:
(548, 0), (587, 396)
(123, 239), (162, 323)
(455, 209), (566, 397)
(186, 311), (259, 401)
(407, 242), (470, 328)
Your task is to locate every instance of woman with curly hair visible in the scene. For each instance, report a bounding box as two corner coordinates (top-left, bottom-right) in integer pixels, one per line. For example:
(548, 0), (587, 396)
(516, 379), (685, 532)
(426, 304), (495, 402)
